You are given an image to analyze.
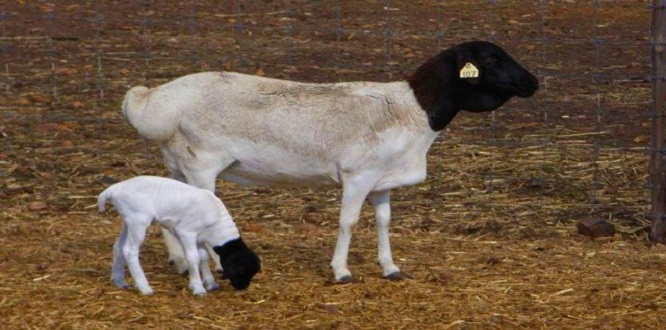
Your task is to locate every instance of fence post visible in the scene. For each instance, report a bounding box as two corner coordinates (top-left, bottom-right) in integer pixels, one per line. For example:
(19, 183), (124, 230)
(650, 0), (666, 243)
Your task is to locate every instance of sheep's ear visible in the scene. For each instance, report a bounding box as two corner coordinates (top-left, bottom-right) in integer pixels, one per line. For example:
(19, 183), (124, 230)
(456, 51), (481, 85)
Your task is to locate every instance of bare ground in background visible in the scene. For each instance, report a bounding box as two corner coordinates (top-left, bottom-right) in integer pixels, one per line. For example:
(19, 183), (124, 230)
(1, 1), (663, 329)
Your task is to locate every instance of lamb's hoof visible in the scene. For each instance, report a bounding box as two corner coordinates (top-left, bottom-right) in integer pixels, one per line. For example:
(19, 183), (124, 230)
(336, 275), (354, 284)
(384, 271), (413, 281)
(112, 280), (130, 289)
(205, 283), (221, 292)
(169, 259), (189, 275)
(140, 289), (154, 295)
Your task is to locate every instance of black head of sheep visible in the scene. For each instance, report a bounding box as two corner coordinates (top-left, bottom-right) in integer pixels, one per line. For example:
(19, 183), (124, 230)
(408, 41), (539, 131)
(213, 238), (261, 290)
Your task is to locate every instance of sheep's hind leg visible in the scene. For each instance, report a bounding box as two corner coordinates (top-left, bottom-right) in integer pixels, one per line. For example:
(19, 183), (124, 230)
(111, 223), (130, 289)
(181, 158), (237, 274)
(164, 153), (237, 274)
(162, 228), (189, 275)
(368, 190), (412, 281)
(154, 169), (190, 274)
(123, 216), (154, 295)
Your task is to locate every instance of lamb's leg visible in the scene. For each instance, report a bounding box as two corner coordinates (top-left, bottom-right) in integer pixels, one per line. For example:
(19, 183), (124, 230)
(163, 153), (235, 274)
(178, 235), (207, 296)
(123, 216), (153, 295)
(181, 159), (236, 274)
(111, 223), (130, 289)
(330, 182), (372, 283)
(368, 190), (411, 280)
(198, 244), (220, 291)
(158, 170), (190, 274)
(162, 228), (189, 275)
(205, 244), (223, 274)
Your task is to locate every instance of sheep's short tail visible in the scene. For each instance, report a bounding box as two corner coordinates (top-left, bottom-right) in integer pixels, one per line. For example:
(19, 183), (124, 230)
(121, 85), (181, 141)
(97, 186), (114, 213)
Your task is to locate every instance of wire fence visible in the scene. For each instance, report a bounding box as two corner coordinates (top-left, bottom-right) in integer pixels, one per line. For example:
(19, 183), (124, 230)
(0, 1), (655, 232)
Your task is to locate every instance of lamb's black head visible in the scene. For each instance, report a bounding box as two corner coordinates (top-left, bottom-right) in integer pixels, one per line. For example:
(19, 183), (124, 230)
(408, 41), (538, 131)
(213, 238), (261, 290)
(449, 41), (538, 112)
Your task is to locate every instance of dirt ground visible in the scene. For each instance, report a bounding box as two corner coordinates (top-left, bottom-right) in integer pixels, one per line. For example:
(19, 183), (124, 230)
(1, 1), (663, 329)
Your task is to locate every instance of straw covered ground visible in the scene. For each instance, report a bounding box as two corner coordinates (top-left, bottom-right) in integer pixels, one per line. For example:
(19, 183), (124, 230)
(1, 0), (663, 329)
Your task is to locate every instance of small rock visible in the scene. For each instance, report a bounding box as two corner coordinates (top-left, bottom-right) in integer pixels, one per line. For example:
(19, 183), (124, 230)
(318, 303), (339, 314)
(29, 201), (48, 211)
(576, 218), (615, 238)
(243, 223), (263, 233)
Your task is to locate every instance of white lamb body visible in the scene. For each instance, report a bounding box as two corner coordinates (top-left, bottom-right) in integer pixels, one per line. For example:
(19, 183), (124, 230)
(98, 176), (242, 295)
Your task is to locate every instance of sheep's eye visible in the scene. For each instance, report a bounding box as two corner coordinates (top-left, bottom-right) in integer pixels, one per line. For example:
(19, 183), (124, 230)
(482, 56), (498, 64)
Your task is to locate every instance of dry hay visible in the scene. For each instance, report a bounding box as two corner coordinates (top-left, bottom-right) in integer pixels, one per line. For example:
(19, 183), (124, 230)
(0, 1), (660, 329)
(1, 114), (662, 329)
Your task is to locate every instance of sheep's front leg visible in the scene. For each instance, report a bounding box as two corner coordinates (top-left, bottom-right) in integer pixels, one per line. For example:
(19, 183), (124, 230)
(205, 244), (223, 274)
(180, 159), (236, 274)
(198, 245), (220, 291)
(179, 235), (207, 296)
(160, 169), (191, 274)
(123, 217), (153, 295)
(368, 190), (412, 280)
(330, 182), (371, 283)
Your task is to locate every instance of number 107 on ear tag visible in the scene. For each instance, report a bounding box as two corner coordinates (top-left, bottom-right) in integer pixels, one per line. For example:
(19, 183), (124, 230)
(460, 62), (479, 78)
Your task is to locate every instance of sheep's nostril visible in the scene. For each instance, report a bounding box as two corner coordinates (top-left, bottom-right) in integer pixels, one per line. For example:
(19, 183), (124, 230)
(518, 75), (539, 91)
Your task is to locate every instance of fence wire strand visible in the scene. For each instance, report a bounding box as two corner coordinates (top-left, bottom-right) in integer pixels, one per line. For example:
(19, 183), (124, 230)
(0, 1), (655, 228)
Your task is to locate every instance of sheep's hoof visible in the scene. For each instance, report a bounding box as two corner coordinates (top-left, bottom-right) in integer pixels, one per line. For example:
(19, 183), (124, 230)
(336, 275), (353, 283)
(384, 271), (413, 281)
(335, 275), (354, 284)
(205, 283), (221, 292)
(169, 259), (189, 275)
(112, 280), (130, 289)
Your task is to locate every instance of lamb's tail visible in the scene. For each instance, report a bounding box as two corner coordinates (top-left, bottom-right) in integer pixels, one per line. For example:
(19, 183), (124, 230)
(121, 85), (181, 141)
(97, 184), (118, 213)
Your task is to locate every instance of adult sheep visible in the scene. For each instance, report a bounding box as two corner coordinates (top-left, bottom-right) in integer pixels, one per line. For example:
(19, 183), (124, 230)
(122, 41), (539, 283)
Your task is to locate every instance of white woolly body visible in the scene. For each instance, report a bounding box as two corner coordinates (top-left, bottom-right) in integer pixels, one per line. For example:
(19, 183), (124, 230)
(123, 38), (539, 282)
(123, 72), (439, 191)
(98, 175), (240, 295)
(123, 72), (440, 281)
(98, 176), (240, 246)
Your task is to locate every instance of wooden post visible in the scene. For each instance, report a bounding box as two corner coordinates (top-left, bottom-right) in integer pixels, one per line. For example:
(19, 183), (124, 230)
(650, 0), (666, 243)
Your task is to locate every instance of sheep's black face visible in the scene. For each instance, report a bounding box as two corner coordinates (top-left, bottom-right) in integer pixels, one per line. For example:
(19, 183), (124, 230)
(213, 238), (261, 290)
(452, 41), (539, 112)
(408, 40), (538, 131)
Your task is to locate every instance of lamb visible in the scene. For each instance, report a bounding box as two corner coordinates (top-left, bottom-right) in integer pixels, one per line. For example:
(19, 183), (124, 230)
(97, 175), (260, 295)
(121, 41), (538, 283)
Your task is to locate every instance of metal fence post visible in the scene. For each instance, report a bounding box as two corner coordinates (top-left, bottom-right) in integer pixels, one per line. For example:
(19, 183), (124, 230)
(650, 0), (666, 243)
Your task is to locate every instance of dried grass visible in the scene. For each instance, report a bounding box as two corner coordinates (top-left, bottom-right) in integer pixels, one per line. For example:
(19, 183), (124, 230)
(1, 1), (660, 329)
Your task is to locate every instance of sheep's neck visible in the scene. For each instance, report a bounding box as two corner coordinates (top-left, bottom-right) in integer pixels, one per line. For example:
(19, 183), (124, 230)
(212, 238), (248, 265)
(407, 52), (461, 132)
(426, 91), (458, 132)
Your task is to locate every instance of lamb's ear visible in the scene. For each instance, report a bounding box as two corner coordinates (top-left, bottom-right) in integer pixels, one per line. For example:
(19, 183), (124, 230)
(456, 49), (481, 85)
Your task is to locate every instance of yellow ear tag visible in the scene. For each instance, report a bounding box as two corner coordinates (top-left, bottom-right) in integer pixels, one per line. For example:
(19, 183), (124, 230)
(459, 62), (479, 79)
